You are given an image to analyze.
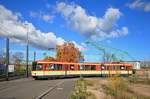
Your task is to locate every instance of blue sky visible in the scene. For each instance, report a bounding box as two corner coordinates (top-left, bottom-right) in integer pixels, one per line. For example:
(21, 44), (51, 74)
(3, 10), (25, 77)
(0, 0), (150, 62)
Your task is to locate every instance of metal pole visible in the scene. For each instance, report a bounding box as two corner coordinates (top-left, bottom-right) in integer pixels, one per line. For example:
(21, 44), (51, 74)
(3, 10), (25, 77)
(103, 50), (105, 63)
(34, 51), (36, 61)
(6, 37), (9, 81)
(26, 25), (29, 78)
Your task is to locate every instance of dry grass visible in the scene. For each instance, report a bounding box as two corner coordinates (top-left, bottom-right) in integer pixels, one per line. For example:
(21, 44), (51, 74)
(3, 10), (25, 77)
(70, 71), (150, 99)
(69, 78), (96, 99)
(129, 69), (150, 86)
(86, 76), (150, 99)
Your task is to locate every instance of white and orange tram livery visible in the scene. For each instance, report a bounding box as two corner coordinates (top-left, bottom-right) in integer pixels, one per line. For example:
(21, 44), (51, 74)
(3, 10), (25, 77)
(31, 60), (133, 79)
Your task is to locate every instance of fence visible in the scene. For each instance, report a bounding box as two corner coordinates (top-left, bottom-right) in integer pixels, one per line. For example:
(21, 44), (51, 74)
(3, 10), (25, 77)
(0, 64), (31, 81)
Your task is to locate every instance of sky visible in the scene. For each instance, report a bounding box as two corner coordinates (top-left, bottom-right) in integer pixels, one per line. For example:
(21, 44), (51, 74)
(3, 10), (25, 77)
(0, 0), (150, 62)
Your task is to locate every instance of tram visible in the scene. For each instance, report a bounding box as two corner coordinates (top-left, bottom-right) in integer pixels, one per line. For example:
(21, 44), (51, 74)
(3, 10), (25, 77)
(31, 60), (132, 79)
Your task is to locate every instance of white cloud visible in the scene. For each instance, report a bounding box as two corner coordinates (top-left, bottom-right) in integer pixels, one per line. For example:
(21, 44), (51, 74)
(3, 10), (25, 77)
(71, 41), (87, 51)
(0, 5), (65, 50)
(0, 5), (85, 51)
(29, 11), (37, 17)
(42, 15), (53, 22)
(144, 3), (150, 11)
(29, 11), (54, 23)
(127, 0), (150, 12)
(56, 2), (128, 40)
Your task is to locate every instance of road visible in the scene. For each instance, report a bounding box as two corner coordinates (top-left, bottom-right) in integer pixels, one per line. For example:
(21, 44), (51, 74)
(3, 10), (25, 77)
(0, 77), (75, 99)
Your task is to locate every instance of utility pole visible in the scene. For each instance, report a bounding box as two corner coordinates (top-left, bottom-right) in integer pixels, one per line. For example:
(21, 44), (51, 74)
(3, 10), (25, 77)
(26, 25), (29, 78)
(6, 37), (9, 81)
(103, 51), (106, 63)
(33, 51), (36, 61)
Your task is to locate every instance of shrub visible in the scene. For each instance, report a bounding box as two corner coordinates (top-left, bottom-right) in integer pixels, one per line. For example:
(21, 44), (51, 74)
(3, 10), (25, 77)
(102, 77), (129, 99)
(69, 78), (96, 99)
(129, 74), (138, 83)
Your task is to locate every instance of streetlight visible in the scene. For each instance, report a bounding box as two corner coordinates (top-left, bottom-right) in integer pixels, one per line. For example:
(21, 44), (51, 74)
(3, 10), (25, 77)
(6, 37), (9, 80)
(24, 24), (29, 78)
(33, 51), (36, 61)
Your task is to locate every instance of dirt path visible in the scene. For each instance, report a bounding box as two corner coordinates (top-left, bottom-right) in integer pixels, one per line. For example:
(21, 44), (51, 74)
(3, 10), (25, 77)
(87, 89), (106, 99)
(86, 78), (107, 99)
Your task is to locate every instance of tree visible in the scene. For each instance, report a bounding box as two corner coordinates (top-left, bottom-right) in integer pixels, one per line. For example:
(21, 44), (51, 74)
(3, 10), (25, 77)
(13, 52), (24, 64)
(12, 52), (24, 72)
(0, 51), (6, 64)
(43, 56), (56, 61)
(56, 42), (84, 62)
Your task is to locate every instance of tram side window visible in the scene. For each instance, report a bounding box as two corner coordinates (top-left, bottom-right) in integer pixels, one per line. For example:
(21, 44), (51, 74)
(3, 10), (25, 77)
(37, 64), (43, 70)
(85, 65), (91, 70)
(78, 65), (84, 70)
(70, 64), (74, 70)
(126, 66), (131, 70)
(91, 65), (96, 70)
(114, 65), (118, 70)
(101, 65), (105, 70)
(32, 62), (36, 70)
(120, 66), (125, 70)
(109, 66), (113, 70)
(57, 64), (62, 70)
(106, 66), (109, 70)
(45, 64), (49, 70)
(50, 64), (55, 70)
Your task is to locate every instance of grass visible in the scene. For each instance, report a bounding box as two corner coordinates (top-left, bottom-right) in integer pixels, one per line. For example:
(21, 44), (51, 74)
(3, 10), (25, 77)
(71, 72), (150, 99)
(127, 89), (150, 99)
(102, 76), (128, 99)
(86, 80), (95, 87)
(129, 74), (150, 85)
(69, 77), (96, 99)
(101, 75), (150, 99)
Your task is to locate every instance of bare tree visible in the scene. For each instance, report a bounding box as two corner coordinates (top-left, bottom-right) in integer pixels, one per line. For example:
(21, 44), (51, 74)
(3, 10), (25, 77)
(12, 52), (24, 72)
(13, 52), (24, 64)
(0, 51), (6, 64)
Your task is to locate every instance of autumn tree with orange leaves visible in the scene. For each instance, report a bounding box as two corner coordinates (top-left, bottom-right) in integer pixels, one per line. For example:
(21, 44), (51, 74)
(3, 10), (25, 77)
(56, 42), (84, 63)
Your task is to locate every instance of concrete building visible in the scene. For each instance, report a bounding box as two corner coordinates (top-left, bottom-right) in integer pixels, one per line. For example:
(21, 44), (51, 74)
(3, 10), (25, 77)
(123, 61), (141, 70)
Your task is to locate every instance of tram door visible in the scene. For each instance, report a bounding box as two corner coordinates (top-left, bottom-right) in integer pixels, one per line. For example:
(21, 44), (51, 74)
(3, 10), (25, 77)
(100, 64), (105, 77)
(64, 64), (67, 77)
